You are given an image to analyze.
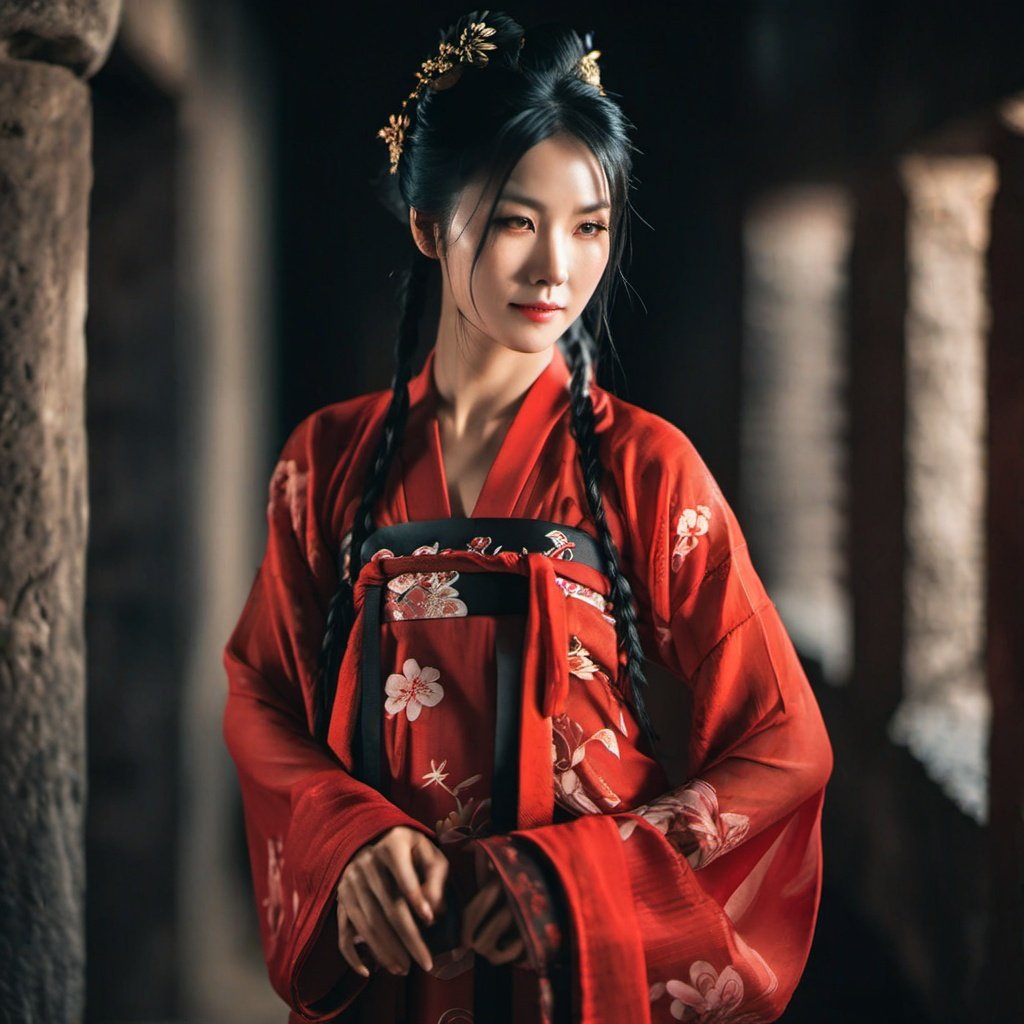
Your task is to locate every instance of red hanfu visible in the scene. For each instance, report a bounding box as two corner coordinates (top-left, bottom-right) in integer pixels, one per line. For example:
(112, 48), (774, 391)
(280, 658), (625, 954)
(222, 341), (834, 1023)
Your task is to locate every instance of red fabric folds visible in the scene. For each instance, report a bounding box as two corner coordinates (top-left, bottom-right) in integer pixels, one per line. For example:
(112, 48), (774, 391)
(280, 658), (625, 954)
(222, 342), (834, 1023)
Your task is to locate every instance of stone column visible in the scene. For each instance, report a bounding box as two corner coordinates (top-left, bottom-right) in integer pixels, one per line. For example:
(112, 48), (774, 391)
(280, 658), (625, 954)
(889, 148), (996, 824)
(740, 184), (853, 684)
(0, 2), (121, 1020)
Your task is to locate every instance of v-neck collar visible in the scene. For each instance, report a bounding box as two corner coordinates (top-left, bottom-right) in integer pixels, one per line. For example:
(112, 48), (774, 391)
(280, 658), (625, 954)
(399, 343), (573, 520)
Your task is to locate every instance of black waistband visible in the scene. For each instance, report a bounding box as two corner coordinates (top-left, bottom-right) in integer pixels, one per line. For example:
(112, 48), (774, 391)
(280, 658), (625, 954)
(353, 516), (608, 576)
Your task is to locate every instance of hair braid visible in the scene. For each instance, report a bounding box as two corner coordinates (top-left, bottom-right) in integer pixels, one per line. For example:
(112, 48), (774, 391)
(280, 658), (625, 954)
(563, 326), (660, 754)
(313, 249), (433, 742)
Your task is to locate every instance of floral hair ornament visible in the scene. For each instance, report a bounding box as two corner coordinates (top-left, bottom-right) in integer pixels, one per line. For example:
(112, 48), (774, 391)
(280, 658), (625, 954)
(575, 48), (606, 96)
(376, 17), (501, 175)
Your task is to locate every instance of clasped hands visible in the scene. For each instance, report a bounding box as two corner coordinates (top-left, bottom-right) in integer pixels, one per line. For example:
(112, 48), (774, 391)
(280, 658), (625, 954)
(335, 825), (527, 978)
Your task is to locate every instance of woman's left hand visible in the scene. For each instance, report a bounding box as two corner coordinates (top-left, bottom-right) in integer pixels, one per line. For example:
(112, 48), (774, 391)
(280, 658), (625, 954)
(456, 846), (529, 967)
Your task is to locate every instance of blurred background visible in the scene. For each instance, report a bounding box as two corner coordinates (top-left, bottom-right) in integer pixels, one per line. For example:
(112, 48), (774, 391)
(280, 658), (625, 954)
(2, 0), (1022, 1021)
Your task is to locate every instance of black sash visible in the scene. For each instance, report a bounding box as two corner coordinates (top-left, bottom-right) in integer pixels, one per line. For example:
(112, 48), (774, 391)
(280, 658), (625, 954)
(345, 517), (609, 1024)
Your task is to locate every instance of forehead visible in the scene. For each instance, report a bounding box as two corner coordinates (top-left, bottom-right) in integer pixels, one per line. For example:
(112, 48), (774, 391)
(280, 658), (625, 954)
(503, 134), (609, 202)
(459, 134), (610, 218)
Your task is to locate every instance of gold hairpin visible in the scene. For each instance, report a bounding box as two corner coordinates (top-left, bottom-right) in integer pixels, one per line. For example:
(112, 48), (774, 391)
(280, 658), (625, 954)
(377, 30), (606, 174)
(575, 49), (605, 96)
(377, 19), (499, 175)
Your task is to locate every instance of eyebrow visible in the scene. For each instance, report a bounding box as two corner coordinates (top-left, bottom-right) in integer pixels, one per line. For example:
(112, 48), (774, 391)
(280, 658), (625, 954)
(497, 192), (611, 215)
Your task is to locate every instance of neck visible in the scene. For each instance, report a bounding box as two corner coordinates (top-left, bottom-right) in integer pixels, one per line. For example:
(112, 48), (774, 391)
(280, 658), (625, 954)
(431, 299), (554, 436)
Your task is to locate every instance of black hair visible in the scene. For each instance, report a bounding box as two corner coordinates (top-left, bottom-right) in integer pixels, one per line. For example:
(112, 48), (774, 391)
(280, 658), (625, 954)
(314, 10), (660, 754)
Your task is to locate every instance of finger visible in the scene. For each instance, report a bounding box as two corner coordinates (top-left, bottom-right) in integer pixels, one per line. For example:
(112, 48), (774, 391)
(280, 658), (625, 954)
(365, 862), (434, 973)
(350, 879), (411, 975)
(335, 901), (371, 978)
(461, 879), (502, 949)
(415, 839), (450, 917)
(487, 935), (525, 967)
(387, 837), (436, 924)
(475, 905), (516, 956)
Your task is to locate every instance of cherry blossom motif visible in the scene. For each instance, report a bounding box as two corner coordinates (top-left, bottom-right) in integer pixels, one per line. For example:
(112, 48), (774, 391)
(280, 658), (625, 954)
(554, 575), (616, 623)
(618, 778), (750, 869)
(567, 634), (603, 681)
(650, 960), (756, 1023)
(672, 504), (712, 572)
(384, 569), (469, 621)
(262, 836), (286, 949)
(385, 658), (445, 722)
(420, 757), (492, 845)
(267, 459), (308, 541)
(551, 712), (622, 815)
(466, 535), (493, 554)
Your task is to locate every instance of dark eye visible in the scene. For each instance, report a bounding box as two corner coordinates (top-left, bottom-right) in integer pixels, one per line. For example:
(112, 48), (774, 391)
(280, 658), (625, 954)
(494, 215), (532, 230)
(580, 221), (609, 237)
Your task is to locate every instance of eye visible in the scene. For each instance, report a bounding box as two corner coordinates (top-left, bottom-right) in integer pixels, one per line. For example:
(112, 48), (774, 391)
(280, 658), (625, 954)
(579, 221), (610, 238)
(493, 215), (533, 231)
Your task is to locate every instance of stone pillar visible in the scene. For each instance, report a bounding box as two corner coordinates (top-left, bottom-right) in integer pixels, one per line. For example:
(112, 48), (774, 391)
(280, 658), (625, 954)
(0, 2), (121, 1020)
(740, 185), (853, 684)
(889, 149), (996, 824)
(981, 100), (1024, 1022)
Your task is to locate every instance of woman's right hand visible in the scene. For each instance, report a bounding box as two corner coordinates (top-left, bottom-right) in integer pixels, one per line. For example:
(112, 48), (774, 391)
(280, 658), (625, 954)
(335, 825), (448, 978)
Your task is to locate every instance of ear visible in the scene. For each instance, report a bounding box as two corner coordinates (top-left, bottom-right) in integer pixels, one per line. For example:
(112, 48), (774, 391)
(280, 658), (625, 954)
(409, 207), (441, 260)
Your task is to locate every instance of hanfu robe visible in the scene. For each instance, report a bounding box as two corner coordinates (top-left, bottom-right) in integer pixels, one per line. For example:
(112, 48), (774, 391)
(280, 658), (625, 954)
(222, 340), (834, 1024)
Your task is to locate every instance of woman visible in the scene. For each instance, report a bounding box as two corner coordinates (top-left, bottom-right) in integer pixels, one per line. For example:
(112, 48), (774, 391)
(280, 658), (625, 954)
(222, 10), (833, 1023)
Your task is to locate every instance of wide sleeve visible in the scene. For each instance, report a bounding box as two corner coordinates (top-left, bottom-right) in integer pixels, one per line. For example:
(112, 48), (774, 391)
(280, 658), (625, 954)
(475, 424), (833, 1023)
(221, 410), (436, 1022)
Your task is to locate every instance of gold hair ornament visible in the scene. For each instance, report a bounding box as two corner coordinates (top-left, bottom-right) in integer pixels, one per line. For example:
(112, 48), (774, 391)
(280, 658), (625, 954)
(377, 24), (607, 174)
(377, 19), (500, 175)
(575, 49), (605, 96)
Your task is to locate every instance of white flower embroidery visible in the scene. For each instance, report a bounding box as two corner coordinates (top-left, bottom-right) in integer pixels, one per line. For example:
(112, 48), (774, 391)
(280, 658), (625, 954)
(672, 504), (712, 572)
(420, 758), (490, 845)
(551, 712), (622, 814)
(618, 778), (749, 869)
(384, 569), (469, 620)
(384, 658), (445, 721)
(650, 960), (753, 1023)
(567, 635), (603, 681)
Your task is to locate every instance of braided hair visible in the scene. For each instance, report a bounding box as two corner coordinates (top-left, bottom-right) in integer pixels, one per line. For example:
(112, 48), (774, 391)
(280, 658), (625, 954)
(315, 10), (660, 753)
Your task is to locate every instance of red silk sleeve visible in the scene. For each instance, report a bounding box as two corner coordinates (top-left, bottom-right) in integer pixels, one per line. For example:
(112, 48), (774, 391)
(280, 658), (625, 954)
(479, 423), (834, 1023)
(221, 413), (436, 1021)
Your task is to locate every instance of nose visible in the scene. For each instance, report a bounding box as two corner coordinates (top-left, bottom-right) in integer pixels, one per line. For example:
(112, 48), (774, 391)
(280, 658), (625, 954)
(529, 227), (568, 288)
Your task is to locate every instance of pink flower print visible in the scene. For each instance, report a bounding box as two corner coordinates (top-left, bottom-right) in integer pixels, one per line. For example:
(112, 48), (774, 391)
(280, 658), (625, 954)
(618, 778), (749, 869)
(384, 659), (445, 722)
(542, 529), (577, 560)
(467, 535), (493, 554)
(262, 836), (286, 947)
(267, 459), (308, 541)
(672, 504), (712, 572)
(567, 635), (603, 681)
(650, 960), (750, 1023)
(384, 570), (469, 620)
(554, 576), (615, 623)
(551, 712), (622, 815)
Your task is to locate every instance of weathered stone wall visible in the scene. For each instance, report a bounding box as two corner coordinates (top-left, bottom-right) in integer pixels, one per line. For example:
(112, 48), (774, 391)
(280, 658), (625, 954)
(0, 2), (121, 1020)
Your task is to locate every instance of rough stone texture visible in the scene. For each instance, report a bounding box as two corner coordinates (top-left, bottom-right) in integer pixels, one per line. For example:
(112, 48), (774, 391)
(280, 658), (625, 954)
(0, 0), (122, 79)
(0, 58), (91, 1023)
(981, 115), (1024, 1023)
(740, 185), (852, 685)
(891, 153), (996, 824)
